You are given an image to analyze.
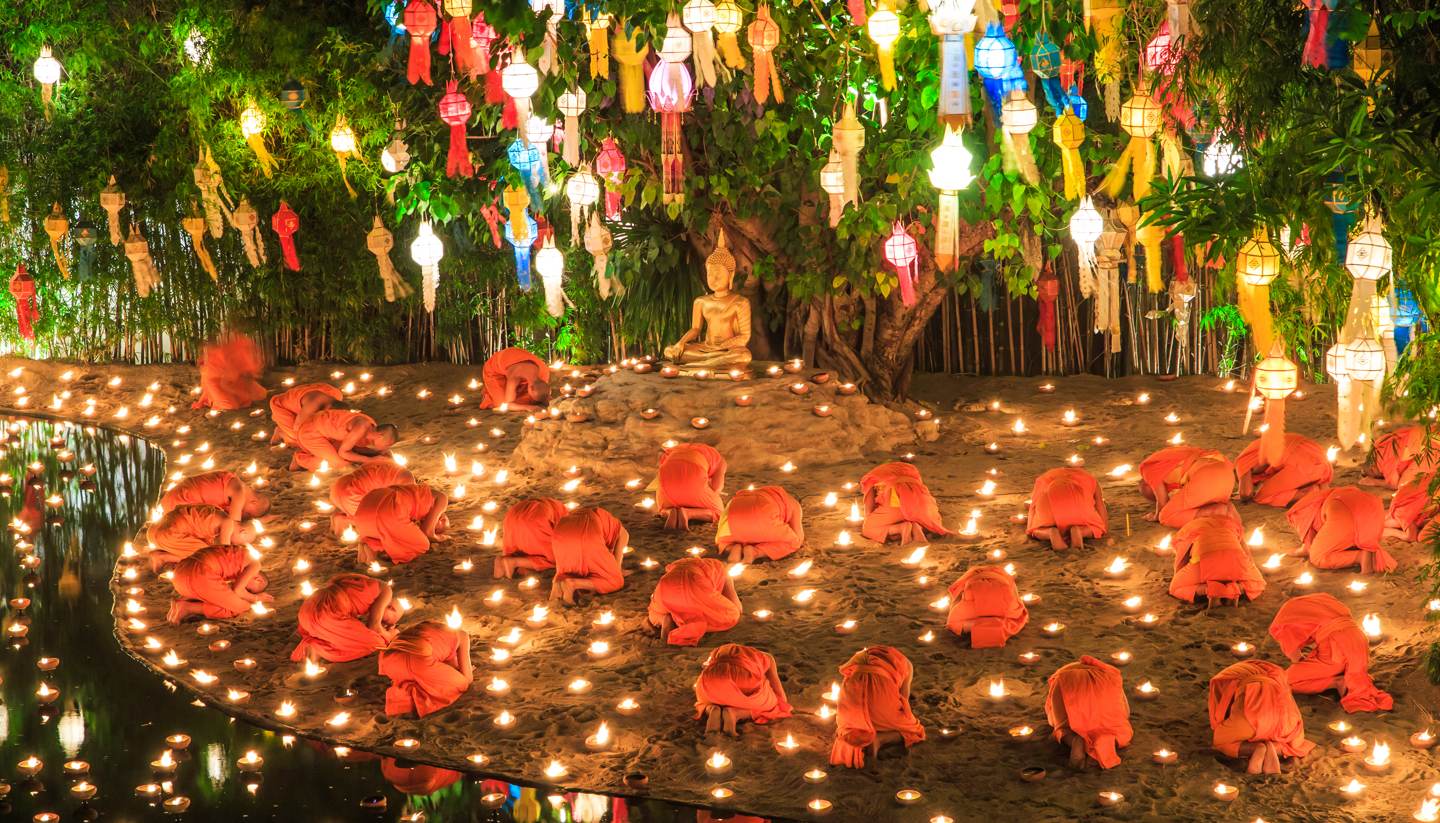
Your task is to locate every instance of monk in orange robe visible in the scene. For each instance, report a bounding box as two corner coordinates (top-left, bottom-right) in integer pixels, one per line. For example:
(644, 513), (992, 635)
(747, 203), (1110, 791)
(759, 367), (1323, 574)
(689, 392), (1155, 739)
(550, 506), (628, 603)
(1027, 467), (1108, 550)
(160, 470), (270, 521)
(860, 463), (948, 545)
(1044, 656), (1132, 769)
(329, 460), (414, 535)
(1139, 446), (1235, 527)
(290, 574), (400, 663)
(1208, 659), (1315, 773)
(693, 643), (792, 735)
(147, 504), (254, 571)
(1170, 506), (1266, 606)
(830, 646), (925, 768)
(192, 333), (266, 411)
(1269, 593), (1392, 713)
(380, 758), (463, 796)
(166, 544), (269, 623)
(1385, 472), (1438, 542)
(716, 486), (804, 562)
(495, 497), (568, 577)
(1365, 424), (1438, 489)
(655, 443), (726, 530)
(289, 409), (398, 472)
(1286, 486), (1395, 574)
(945, 566), (1029, 648)
(478, 347), (551, 410)
(1235, 432), (1332, 507)
(378, 620), (472, 718)
(646, 557), (741, 646)
(353, 484), (449, 566)
(269, 382), (345, 446)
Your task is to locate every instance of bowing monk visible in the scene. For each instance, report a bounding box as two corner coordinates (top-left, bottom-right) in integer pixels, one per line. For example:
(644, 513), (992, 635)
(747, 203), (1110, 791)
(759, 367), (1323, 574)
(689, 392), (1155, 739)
(269, 382), (345, 446)
(290, 409), (398, 472)
(1208, 659), (1315, 774)
(478, 347), (551, 410)
(329, 460), (414, 535)
(1169, 505), (1266, 606)
(1269, 593), (1392, 713)
(380, 758), (463, 796)
(1045, 656), (1132, 769)
(192, 332), (266, 411)
(290, 574), (400, 663)
(1235, 432), (1332, 507)
(1139, 446), (1235, 527)
(693, 643), (793, 734)
(656, 442), (726, 530)
(830, 646), (926, 768)
(860, 463), (948, 545)
(551, 506), (628, 603)
(1027, 467), (1108, 551)
(147, 504), (254, 571)
(716, 485), (804, 562)
(159, 470), (270, 522)
(1366, 424), (1438, 489)
(353, 483), (449, 566)
(495, 497), (568, 577)
(945, 565), (1028, 648)
(1286, 486), (1395, 574)
(646, 557), (741, 646)
(166, 544), (270, 623)
(1386, 472), (1438, 542)
(378, 620), (472, 718)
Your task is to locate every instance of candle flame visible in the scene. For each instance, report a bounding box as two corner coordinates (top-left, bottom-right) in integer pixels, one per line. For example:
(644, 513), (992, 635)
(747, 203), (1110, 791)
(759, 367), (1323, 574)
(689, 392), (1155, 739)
(1362, 613), (1382, 638)
(593, 721), (610, 745)
(1105, 556), (1129, 574)
(1246, 527), (1264, 546)
(988, 679), (1007, 698)
(788, 559), (813, 577)
(446, 607), (464, 629)
(1368, 740), (1391, 766)
(846, 503), (862, 523)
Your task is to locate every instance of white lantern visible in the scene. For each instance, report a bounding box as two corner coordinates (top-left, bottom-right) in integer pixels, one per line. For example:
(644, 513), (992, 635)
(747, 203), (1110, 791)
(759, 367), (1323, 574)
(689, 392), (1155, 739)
(535, 236), (566, 317)
(1202, 138), (1243, 177)
(928, 126), (974, 270)
(1070, 196), (1105, 300)
(1237, 228), (1280, 286)
(33, 46), (61, 85)
(683, 0), (719, 87)
(239, 104), (266, 138)
(381, 136), (410, 174)
(557, 88), (587, 165)
(660, 12), (693, 63)
(501, 50), (540, 124)
(410, 222), (444, 315)
(329, 121), (357, 155)
(1343, 335), (1385, 382)
(525, 116), (555, 181)
(1324, 342), (1349, 382)
(1345, 218), (1392, 281)
(1001, 93), (1038, 136)
(820, 148), (845, 228)
(566, 167), (600, 245)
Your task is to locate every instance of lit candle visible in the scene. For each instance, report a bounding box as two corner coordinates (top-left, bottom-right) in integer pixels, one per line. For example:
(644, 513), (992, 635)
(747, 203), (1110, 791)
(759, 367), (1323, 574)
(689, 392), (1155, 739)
(543, 760), (568, 780)
(1212, 783), (1238, 802)
(1412, 730), (1436, 750)
(1361, 613), (1383, 641)
(18, 756), (44, 777)
(704, 751), (732, 775)
(1042, 621), (1066, 637)
(1231, 641), (1254, 658)
(585, 721), (613, 751)
(895, 788), (923, 806)
(493, 710), (517, 729)
(1110, 650), (1132, 666)
(1018, 651), (1040, 665)
(617, 697), (641, 716)
(236, 750), (264, 772)
(1340, 735), (1367, 753)
(587, 640), (611, 658)
(987, 679), (1008, 701)
(1151, 748), (1178, 765)
(1363, 740), (1391, 772)
(835, 619), (858, 635)
(775, 733), (801, 755)
(1328, 720), (1353, 735)
(806, 799), (833, 815)
(1061, 409), (1078, 426)
(1103, 556), (1130, 577)
(1340, 778), (1366, 798)
(1417, 799), (1440, 822)
(1133, 681), (1159, 701)
(1097, 791), (1124, 807)
(804, 768), (827, 784)
(1007, 724), (1034, 740)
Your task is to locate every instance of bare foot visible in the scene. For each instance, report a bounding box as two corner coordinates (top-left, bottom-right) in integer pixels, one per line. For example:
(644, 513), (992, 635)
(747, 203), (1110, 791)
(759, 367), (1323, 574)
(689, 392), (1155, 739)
(493, 557), (513, 579)
(1246, 745), (1267, 774)
(1069, 526), (1086, 551)
(722, 707), (739, 736)
(1067, 735), (1087, 769)
(703, 705), (723, 734)
(1047, 529), (1068, 551)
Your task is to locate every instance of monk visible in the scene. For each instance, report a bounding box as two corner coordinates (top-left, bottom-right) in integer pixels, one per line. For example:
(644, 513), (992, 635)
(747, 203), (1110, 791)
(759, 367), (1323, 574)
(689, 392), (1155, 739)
(646, 557), (742, 646)
(166, 544), (270, 623)
(1044, 656), (1132, 769)
(1208, 659), (1315, 773)
(1269, 593), (1392, 713)
(192, 332), (266, 411)
(1139, 446), (1236, 527)
(1027, 467), (1108, 550)
(1286, 486), (1395, 574)
(289, 409), (398, 472)
(944, 565), (1029, 648)
(656, 442), (726, 530)
(290, 574), (400, 663)
(353, 483), (449, 566)
(1385, 472), (1438, 542)
(830, 646), (925, 768)
(329, 460), (414, 535)
(550, 506), (628, 603)
(495, 497), (568, 577)
(159, 470), (270, 522)
(1366, 424), (1438, 489)
(269, 382), (345, 446)
(693, 643), (793, 735)
(1169, 505), (1266, 606)
(1235, 432), (1332, 507)
(147, 504), (254, 570)
(378, 620), (472, 718)
(859, 463), (948, 545)
(379, 758), (463, 796)
(478, 347), (551, 410)
(716, 486), (804, 562)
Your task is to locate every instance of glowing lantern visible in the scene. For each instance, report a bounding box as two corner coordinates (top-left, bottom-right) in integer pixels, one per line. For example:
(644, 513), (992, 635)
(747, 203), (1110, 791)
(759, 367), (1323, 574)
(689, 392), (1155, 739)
(1353, 18), (1384, 85)
(239, 103), (278, 177)
(1255, 343), (1299, 464)
(43, 203), (71, 279)
(1202, 137), (1243, 177)
(927, 126), (975, 271)
(648, 58), (694, 205)
(1238, 228), (1280, 287)
(1052, 107), (1086, 199)
(1070, 197), (1105, 299)
(748, 5), (782, 105)
(566, 166), (600, 244)
(507, 138), (545, 203)
(536, 236), (565, 317)
(328, 115), (361, 197)
(124, 224), (160, 297)
(1001, 91), (1040, 184)
(181, 208), (218, 281)
(100, 175), (125, 245)
(660, 12), (693, 64)
(442, 0), (476, 76)
(1236, 227), (1279, 352)
(867, 6), (901, 92)
(714, 1), (746, 69)
(683, 0), (719, 88)
(928, 0), (976, 125)
(1103, 90), (1161, 201)
(584, 211), (621, 298)
(410, 221), (444, 314)
(381, 131), (411, 174)
(1344, 336), (1385, 382)
(437, 82), (474, 179)
(232, 197), (266, 268)
(271, 201), (302, 272)
(883, 221), (919, 307)
(524, 116), (554, 182)
(973, 23), (1019, 114)
(504, 208), (539, 289)
(832, 101), (865, 212)
(819, 149), (845, 228)
(403, 0), (438, 85)
(1346, 217), (1392, 282)
(367, 217), (413, 302)
(501, 49), (540, 126)
(586, 9), (612, 79)
(557, 88), (587, 166)
(34, 46), (61, 120)
(595, 137), (627, 219)
(612, 25), (649, 114)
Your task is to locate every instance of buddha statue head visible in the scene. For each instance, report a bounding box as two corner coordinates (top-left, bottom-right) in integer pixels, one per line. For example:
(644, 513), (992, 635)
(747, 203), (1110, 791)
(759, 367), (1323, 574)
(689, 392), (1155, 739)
(705, 229), (737, 293)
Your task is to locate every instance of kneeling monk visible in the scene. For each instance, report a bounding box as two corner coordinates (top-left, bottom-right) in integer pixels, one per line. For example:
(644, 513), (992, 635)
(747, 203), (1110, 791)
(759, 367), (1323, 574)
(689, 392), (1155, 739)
(945, 565), (1029, 648)
(551, 506), (628, 603)
(1286, 486), (1395, 574)
(329, 460), (414, 535)
(1386, 472), (1438, 542)
(495, 497), (568, 577)
(1269, 593), (1392, 712)
(646, 557), (741, 646)
(380, 758), (463, 796)
(1208, 659), (1315, 773)
(167, 545), (269, 624)
(378, 620), (472, 718)
(859, 463), (948, 545)
(656, 443), (726, 530)
(1045, 656), (1132, 769)
(693, 643), (792, 735)
(160, 470), (270, 522)
(147, 504), (254, 571)
(1235, 432), (1332, 507)
(1139, 446), (1235, 527)
(353, 484), (449, 565)
(290, 409), (398, 472)
(290, 574), (400, 663)
(1366, 424), (1438, 489)
(716, 486), (804, 562)
(478, 347), (551, 410)
(1169, 506), (1265, 606)
(1027, 467), (1108, 550)
(269, 382), (344, 446)
(192, 333), (266, 412)
(830, 646), (925, 768)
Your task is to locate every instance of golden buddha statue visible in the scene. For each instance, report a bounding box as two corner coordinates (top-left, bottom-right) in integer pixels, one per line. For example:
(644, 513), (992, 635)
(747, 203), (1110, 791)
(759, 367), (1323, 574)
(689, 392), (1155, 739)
(663, 230), (752, 372)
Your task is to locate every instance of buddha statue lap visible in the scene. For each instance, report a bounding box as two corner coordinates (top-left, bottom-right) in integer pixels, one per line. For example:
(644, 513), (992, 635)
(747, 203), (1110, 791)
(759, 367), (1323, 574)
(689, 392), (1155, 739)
(663, 230), (753, 373)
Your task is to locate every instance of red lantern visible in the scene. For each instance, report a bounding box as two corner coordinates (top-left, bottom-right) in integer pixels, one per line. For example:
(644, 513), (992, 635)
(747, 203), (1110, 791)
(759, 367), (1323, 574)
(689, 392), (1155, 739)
(647, 61), (694, 205)
(1036, 270), (1060, 351)
(595, 137), (627, 220)
(404, 0), (437, 85)
(471, 12), (495, 76)
(271, 201), (302, 271)
(438, 1), (474, 76)
(438, 81), (474, 178)
(882, 221), (918, 307)
(8, 263), (37, 340)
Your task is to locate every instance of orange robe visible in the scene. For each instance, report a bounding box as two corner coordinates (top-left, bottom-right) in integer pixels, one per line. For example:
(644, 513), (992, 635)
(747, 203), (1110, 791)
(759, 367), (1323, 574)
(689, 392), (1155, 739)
(945, 566), (1028, 648)
(293, 409), (378, 472)
(1367, 425), (1438, 489)
(501, 497), (569, 569)
(192, 334), (266, 411)
(479, 347), (550, 409)
(1269, 593), (1392, 713)
(693, 643), (792, 724)
(1286, 486), (1395, 572)
(148, 505), (230, 567)
(1170, 513), (1266, 603)
(1235, 433), (1332, 507)
(647, 557), (740, 646)
(1208, 660), (1316, 759)
(830, 646), (925, 768)
(1156, 454), (1235, 528)
(170, 545), (262, 620)
(1139, 446), (1215, 499)
(378, 621), (471, 718)
(380, 758), (463, 795)
(1027, 467), (1108, 542)
(269, 383), (344, 446)
(159, 470), (239, 513)
(1388, 472), (1438, 542)
(290, 574), (391, 663)
(1044, 656), (1132, 769)
(860, 463), (948, 544)
(716, 486), (804, 561)
(656, 443), (726, 523)
(329, 460), (413, 534)
(551, 507), (628, 595)
(354, 484), (442, 565)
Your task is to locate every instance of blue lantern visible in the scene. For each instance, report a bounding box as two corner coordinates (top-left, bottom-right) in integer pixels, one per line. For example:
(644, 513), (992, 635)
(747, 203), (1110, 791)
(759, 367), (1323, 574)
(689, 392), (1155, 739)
(504, 212), (540, 290)
(1395, 288), (1423, 328)
(1029, 32), (1067, 112)
(974, 24), (1019, 116)
(1064, 86), (1088, 121)
(507, 139), (546, 204)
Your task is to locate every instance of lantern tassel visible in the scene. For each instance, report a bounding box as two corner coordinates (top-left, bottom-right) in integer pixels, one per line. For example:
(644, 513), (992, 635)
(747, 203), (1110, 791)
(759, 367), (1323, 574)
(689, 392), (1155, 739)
(182, 214), (219, 281)
(1135, 218), (1165, 293)
(847, 0), (868, 25)
(1052, 113), (1086, 200)
(480, 202), (504, 248)
(875, 45), (897, 92)
(503, 186), (531, 243)
(449, 14), (474, 75)
(366, 218), (413, 302)
(937, 35), (971, 126)
(1009, 133), (1040, 185)
(935, 193), (958, 272)
(408, 32), (432, 85)
(124, 223), (160, 297)
(230, 199), (267, 269)
(41, 83), (54, 122)
(717, 29), (746, 69)
(540, 14), (559, 75)
(691, 30), (718, 88)
(446, 122), (473, 178)
(1102, 134), (1155, 202)
(563, 114), (581, 166)
(588, 14), (611, 78)
(422, 264), (438, 314)
(897, 259), (917, 307)
(244, 134), (278, 178)
(614, 28), (649, 114)
(195, 146), (233, 239)
(1302, 0), (1329, 69)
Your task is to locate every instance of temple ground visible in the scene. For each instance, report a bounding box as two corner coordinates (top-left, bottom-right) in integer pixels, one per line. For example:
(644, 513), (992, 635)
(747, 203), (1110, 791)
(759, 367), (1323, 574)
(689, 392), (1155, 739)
(4, 356), (1433, 822)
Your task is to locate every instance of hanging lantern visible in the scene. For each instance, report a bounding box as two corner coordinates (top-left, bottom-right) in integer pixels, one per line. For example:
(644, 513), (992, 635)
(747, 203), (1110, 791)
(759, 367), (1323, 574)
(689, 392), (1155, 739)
(381, 130), (411, 174)
(714, 2), (747, 69)
(504, 209), (539, 289)
(1324, 342), (1349, 382)
(867, 6), (902, 92)
(278, 79), (315, 136)
(883, 221), (919, 306)
(502, 184), (532, 247)
(231, 198), (266, 268)
(928, 0), (976, 126)
(100, 175), (126, 245)
(1345, 216), (1391, 282)
(684, 0), (720, 88)
(1085, 0), (1126, 119)
(584, 211), (620, 299)
(1029, 30), (1066, 111)
(9, 264), (38, 341)
(973, 23), (1020, 115)
(1353, 17), (1384, 84)
(404, 0), (438, 84)
(565, 166), (600, 245)
(470, 12), (496, 78)
(926, 126), (975, 271)
(33, 46), (61, 121)
(833, 101), (865, 213)
(660, 12), (694, 64)
(613, 24), (650, 114)
(1237, 228), (1280, 286)
(586, 9), (612, 79)
(1344, 335), (1385, 382)
(43, 203), (71, 280)
(0, 166), (9, 224)
(507, 137), (545, 203)
(1001, 91), (1040, 185)
(194, 146), (234, 238)
(72, 219), (97, 281)
(1255, 342), (1299, 467)
(271, 201), (302, 272)
(410, 221), (444, 314)
(1102, 90), (1161, 201)
(501, 48), (540, 125)
(595, 137), (627, 220)
(1069, 197), (1105, 300)
(1301, 0), (1331, 69)
(125, 223), (160, 297)
(438, 82), (475, 178)
(239, 103), (278, 178)
(1236, 227), (1279, 353)
(1394, 288), (1422, 329)
(441, 0), (475, 76)
(819, 148), (846, 228)
(367, 217), (413, 302)
(557, 88), (587, 166)
(748, 5), (783, 105)
(1052, 108), (1086, 200)
(535, 236), (566, 317)
(1201, 137), (1243, 178)
(539, 4), (561, 75)
(524, 116), (554, 183)
(182, 206), (219, 281)
(329, 115), (362, 197)
(648, 58), (695, 205)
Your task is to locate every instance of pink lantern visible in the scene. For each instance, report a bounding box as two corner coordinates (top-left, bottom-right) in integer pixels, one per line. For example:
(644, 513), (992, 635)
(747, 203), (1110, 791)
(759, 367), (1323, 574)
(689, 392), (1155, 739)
(438, 81), (474, 178)
(883, 221), (918, 306)
(647, 61), (694, 205)
(595, 137), (627, 220)
(470, 12), (496, 75)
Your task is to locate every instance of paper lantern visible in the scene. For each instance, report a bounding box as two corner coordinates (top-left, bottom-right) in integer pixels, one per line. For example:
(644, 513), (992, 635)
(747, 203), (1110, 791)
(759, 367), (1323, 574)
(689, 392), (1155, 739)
(1202, 138), (1243, 177)
(1052, 110), (1086, 200)
(442, 0), (476, 76)
(238, 103), (278, 178)
(367, 216), (413, 302)
(535, 236), (566, 317)
(9, 264), (37, 340)
(381, 132), (411, 174)
(1143, 20), (1178, 75)
(34, 46), (61, 119)
(1394, 288), (1422, 328)
(1344, 336), (1385, 382)
(524, 116), (555, 183)
(1237, 228), (1279, 286)
(1324, 342), (1349, 382)
(1255, 349), (1298, 399)
(1070, 196), (1104, 298)
(329, 115), (361, 197)
(661, 12), (693, 64)
(1001, 91), (1040, 184)
(819, 148), (845, 228)
(1353, 17), (1384, 84)
(557, 88), (587, 166)
(867, 7), (901, 92)
(232, 197), (266, 268)
(586, 9), (612, 79)
(928, 0), (976, 125)
(410, 221), (444, 314)
(612, 25), (650, 115)
(501, 49), (540, 125)
(100, 175), (126, 245)
(1102, 91), (1161, 201)
(271, 202), (302, 272)
(595, 137), (627, 219)
(927, 126), (974, 271)
(403, 0), (438, 85)
(1029, 30), (1067, 112)
(193, 146), (230, 238)
(566, 166), (600, 244)
(507, 138), (545, 205)
(833, 101), (865, 212)
(180, 207), (217, 281)
(714, 1), (747, 69)
(41, 202), (70, 279)
(973, 23), (1016, 79)
(125, 223), (160, 297)
(883, 221), (919, 306)
(584, 211), (620, 298)
(683, 0), (719, 88)
(648, 60), (694, 205)
(72, 219), (97, 280)
(748, 5), (783, 105)
(1345, 217), (1391, 281)
(504, 209), (539, 289)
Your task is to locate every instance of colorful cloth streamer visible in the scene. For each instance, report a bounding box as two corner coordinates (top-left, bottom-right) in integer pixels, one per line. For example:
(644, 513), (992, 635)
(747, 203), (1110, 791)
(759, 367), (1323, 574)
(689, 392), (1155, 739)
(504, 211), (539, 290)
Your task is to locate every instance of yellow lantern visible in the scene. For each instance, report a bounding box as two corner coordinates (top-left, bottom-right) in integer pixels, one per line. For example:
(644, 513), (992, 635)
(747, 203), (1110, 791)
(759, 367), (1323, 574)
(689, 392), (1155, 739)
(239, 102), (278, 177)
(1235, 227), (1279, 353)
(1254, 343), (1298, 468)
(819, 149), (845, 228)
(1237, 228), (1279, 286)
(586, 10), (612, 79)
(328, 115), (361, 198)
(867, 6), (901, 92)
(1102, 91), (1161, 202)
(714, 1), (746, 69)
(1052, 109), (1086, 200)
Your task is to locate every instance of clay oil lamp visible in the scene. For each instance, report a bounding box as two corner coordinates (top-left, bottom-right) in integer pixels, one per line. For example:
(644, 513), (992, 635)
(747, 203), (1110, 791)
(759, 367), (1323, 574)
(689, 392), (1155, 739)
(1211, 783), (1238, 802)
(1152, 748), (1178, 765)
